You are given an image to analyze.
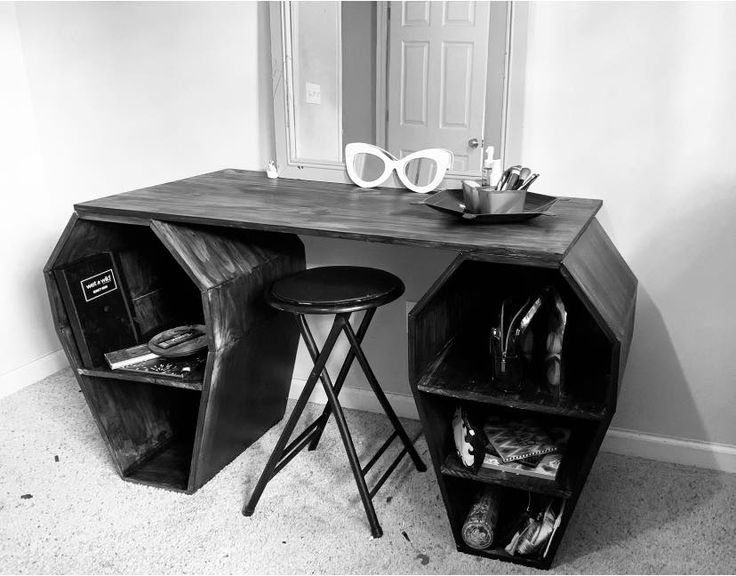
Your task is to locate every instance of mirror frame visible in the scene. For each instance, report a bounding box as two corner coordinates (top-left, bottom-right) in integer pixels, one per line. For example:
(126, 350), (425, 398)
(269, 1), (523, 185)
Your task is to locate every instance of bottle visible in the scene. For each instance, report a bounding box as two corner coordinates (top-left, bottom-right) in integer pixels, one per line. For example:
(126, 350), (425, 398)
(462, 487), (500, 550)
(265, 160), (279, 179)
(482, 146), (494, 187)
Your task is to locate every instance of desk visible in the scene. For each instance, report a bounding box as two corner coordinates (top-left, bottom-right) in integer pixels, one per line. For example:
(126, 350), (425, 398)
(75, 169), (601, 265)
(47, 169), (636, 569)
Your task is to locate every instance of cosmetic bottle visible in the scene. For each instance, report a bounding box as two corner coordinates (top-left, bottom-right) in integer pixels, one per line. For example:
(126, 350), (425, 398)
(482, 146), (494, 187)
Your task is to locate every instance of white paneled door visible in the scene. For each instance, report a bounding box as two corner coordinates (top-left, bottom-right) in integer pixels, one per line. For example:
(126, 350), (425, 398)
(387, 1), (490, 177)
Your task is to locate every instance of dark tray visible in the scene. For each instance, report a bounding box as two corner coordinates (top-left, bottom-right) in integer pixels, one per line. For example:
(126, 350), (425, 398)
(423, 189), (557, 224)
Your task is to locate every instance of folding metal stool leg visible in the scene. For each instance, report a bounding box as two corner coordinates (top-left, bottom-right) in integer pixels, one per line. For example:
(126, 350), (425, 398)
(242, 317), (344, 517)
(304, 314), (383, 538)
(306, 308), (376, 451)
(342, 321), (427, 472)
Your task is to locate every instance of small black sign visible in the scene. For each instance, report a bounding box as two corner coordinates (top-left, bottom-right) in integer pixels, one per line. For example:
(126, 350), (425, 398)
(55, 252), (136, 367)
(80, 268), (118, 302)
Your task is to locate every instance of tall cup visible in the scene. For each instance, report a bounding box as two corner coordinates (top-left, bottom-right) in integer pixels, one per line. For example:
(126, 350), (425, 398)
(462, 181), (526, 214)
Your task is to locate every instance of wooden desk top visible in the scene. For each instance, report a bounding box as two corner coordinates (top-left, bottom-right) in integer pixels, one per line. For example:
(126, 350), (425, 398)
(75, 169), (601, 265)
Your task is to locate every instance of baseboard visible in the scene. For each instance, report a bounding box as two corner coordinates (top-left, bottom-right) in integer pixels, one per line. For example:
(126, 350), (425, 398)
(0, 349), (69, 399)
(602, 427), (736, 474)
(289, 378), (736, 474)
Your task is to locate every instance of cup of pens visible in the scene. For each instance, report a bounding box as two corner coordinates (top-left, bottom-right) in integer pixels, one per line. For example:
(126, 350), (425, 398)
(462, 147), (539, 215)
(463, 184), (526, 215)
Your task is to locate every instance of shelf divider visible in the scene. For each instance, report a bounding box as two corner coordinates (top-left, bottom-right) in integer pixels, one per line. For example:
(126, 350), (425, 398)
(78, 367), (203, 391)
(416, 337), (608, 421)
(454, 542), (549, 570)
(441, 453), (573, 499)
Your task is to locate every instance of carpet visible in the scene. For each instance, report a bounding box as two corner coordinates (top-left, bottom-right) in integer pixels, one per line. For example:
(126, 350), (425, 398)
(1, 369), (734, 574)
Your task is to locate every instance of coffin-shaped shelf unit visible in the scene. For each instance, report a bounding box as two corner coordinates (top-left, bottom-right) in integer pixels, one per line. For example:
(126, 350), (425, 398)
(45, 215), (305, 493)
(408, 219), (637, 569)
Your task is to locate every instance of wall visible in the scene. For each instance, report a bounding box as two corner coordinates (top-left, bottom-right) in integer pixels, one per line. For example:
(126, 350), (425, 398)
(514, 1), (736, 447)
(287, 1), (736, 463)
(0, 0), (448, 404)
(0, 1), (274, 395)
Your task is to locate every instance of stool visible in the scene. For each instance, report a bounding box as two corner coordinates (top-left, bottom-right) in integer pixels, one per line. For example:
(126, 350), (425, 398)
(242, 266), (426, 538)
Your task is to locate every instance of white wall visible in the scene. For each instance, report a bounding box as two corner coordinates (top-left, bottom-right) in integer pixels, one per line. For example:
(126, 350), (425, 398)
(0, 0), (447, 402)
(515, 1), (736, 446)
(0, 1), (274, 393)
(2, 2), (735, 460)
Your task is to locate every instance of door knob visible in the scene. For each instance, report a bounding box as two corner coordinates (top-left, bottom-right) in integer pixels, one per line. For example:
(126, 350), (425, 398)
(468, 138), (480, 149)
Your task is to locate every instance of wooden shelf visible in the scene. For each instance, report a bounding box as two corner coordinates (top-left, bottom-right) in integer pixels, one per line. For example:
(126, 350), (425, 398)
(46, 217), (306, 493)
(417, 337), (608, 421)
(78, 367), (204, 391)
(441, 453), (573, 499)
(123, 437), (195, 492)
(454, 543), (549, 570)
(408, 247), (637, 569)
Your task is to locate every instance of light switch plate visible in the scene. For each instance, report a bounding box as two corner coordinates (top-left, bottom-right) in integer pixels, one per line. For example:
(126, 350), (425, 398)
(306, 82), (321, 104)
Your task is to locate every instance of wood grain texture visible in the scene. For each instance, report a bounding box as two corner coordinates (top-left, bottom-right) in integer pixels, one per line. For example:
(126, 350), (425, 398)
(416, 337), (608, 421)
(441, 453), (573, 498)
(151, 220), (303, 290)
(124, 437), (195, 492)
(188, 229), (305, 490)
(46, 217), (146, 269)
(81, 376), (177, 473)
(406, 247), (637, 569)
(193, 312), (300, 489)
(75, 169), (602, 264)
(45, 217), (305, 494)
(541, 416), (612, 566)
(49, 170), (638, 559)
(152, 220), (304, 347)
(77, 367), (203, 392)
(561, 218), (638, 382)
(561, 219), (637, 342)
(408, 255), (467, 386)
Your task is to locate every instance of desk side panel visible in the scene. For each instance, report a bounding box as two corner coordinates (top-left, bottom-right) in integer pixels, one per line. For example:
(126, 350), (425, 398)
(561, 218), (638, 378)
(176, 230), (306, 490)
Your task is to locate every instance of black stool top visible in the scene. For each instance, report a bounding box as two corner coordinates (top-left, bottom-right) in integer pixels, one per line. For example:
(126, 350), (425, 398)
(268, 266), (405, 314)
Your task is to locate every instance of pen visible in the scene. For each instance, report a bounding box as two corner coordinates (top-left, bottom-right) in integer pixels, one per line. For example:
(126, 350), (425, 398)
(517, 167), (531, 189)
(518, 173), (539, 190)
(505, 167), (521, 191)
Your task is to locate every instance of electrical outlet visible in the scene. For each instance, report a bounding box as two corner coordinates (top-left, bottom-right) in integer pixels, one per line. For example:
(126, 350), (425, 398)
(405, 301), (416, 333)
(305, 82), (321, 104)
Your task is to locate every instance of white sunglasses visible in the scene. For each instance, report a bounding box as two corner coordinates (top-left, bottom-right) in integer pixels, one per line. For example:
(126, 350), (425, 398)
(345, 142), (454, 194)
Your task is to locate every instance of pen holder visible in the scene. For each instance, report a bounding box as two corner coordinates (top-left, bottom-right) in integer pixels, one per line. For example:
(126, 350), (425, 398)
(487, 188), (526, 214)
(490, 327), (524, 393)
(462, 183), (526, 215)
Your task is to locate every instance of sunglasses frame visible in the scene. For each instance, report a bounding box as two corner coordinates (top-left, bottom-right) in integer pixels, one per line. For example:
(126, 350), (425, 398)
(345, 142), (454, 194)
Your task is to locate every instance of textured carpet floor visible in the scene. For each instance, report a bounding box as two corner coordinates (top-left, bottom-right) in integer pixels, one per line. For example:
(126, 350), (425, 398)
(1, 368), (734, 574)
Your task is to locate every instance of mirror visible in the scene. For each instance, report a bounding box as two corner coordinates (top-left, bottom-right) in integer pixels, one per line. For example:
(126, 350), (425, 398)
(270, 1), (514, 185)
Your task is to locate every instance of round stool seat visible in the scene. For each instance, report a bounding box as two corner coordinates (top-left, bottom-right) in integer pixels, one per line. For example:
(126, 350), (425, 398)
(268, 266), (404, 314)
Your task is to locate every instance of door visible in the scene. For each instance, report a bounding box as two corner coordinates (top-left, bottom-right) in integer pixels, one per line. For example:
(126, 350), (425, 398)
(387, 1), (490, 178)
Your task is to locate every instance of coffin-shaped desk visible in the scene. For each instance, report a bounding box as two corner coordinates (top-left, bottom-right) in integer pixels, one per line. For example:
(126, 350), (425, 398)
(45, 169), (636, 568)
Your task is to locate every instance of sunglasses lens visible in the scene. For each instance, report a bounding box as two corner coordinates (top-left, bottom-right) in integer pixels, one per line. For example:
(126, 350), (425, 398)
(351, 152), (386, 184)
(403, 157), (439, 188)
